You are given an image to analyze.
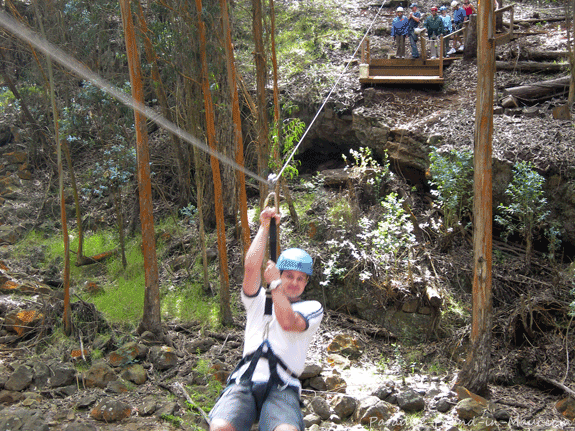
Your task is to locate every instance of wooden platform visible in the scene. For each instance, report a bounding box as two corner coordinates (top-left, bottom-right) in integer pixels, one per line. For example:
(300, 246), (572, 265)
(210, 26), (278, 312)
(359, 57), (461, 85)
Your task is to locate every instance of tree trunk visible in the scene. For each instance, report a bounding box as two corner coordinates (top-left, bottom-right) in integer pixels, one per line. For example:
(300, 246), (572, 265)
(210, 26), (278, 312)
(253, 0), (269, 208)
(120, 0), (162, 337)
(114, 189), (128, 269)
(567, 0), (575, 105)
(464, 14), (477, 59)
(504, 75), (571, 102)
(220, 0), (251, 256)
(34, 1), (71, 336)
(134, 0), (192, 205)
(456, 0), (494, 396)
(195, 0), (233, 326)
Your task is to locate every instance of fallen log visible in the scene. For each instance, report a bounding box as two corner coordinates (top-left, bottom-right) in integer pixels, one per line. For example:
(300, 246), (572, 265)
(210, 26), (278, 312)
(510, 48), (570, 62)
(512, 16), (566, 24)
(425, 284), (442, 308)
(496, 61), (568, 73)
(503, 75), (570, 102)
(74, 249), (118, 266)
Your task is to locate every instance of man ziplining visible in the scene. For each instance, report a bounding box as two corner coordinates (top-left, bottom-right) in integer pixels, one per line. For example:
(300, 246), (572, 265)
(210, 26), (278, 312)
(209, 206), (324, 431)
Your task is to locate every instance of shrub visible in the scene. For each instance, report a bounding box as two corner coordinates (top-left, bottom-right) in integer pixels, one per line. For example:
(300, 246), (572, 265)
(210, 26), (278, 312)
(494, 161), (551, 266)
(428, 148), (474, 231)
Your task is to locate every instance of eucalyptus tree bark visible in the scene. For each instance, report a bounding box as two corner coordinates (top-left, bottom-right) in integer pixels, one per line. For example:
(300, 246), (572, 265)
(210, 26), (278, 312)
(195, 0), (233, 325)
(220, 0), (251, 256)
(120, 0), (162, 337)
(114, 190), (128, 269)
(455, 0), (494, 396)
(567, 0), (575, 105)
(134, 0), (192, 205)
(35, 1), (71, 335)
(253, 0), (270, 207)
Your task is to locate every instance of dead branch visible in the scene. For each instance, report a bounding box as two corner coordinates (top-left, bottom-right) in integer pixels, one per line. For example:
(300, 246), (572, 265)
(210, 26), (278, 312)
(535, 374), (575, 398)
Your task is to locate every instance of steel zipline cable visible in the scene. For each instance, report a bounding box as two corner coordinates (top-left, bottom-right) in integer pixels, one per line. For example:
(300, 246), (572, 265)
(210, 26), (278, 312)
(0, 11), (269, 187)
(273, 1), (387, 183)
(0, 2), (386, 187)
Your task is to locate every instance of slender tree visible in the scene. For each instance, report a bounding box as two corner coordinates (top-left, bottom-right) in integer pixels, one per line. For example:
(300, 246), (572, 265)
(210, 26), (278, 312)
(253, 0), (270, 207)
(566, 0), (575, 105)
(455, 0), (494, 396)
(195, 0), (233, 325)
(33, 0), (72, 335)
(219, 0), (251, 256)
(134, 0), (192, 204)
(119, 0), (162, 337)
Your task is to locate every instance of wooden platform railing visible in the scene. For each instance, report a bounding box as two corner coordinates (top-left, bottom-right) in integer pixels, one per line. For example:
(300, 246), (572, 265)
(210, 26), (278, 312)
(493, 4), (514, 46)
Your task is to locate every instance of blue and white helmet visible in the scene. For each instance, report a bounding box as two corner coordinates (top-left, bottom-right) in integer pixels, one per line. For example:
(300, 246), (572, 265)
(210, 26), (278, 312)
(276, 248), (313, 276)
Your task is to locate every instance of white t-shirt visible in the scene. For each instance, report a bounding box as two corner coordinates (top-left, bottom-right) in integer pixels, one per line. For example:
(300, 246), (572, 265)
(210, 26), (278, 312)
(231, 287), (323, 390)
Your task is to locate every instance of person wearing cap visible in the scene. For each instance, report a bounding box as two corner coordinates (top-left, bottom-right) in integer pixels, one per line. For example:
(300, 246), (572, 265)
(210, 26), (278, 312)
(391, 6), (409, 59)
(450, 0), (466, 53)
(209, 207), (323, 431)
(424, 6), (444, 59)
(407, 3), (422, 59)
(439, 6), (453, 56)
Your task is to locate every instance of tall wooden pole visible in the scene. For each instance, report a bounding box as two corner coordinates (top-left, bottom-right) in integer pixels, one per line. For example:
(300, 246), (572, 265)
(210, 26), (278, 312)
(455, 0), (494, 396)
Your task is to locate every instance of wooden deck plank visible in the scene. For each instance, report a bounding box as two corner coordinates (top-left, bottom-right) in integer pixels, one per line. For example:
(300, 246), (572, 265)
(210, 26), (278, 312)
(360, 76), (445, 84)
(369, 68), (441, 77)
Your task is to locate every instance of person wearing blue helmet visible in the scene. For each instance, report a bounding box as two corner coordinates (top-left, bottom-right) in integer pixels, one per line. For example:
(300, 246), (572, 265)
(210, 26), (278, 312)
(209, 207), (323, 431)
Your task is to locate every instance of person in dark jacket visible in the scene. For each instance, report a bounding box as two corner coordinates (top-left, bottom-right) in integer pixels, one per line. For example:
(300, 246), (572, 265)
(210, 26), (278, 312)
(407, 3), (422, 59)
(424, 6), (444, 58)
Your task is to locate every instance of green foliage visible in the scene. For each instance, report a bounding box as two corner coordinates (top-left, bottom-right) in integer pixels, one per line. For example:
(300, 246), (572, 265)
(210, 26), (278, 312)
(88, 143), (137, 197)
(159, 413), (183, 427)
(367, 192), (415, 261)
(0, 87), (15, 108)
(320, 150), (412, 285)
(327, 197), (354, 229)
(494, 161), (551, 256)
(187, 359), (224, 411)
(322, 192), (415, 285)
(180, 203), (198, 220)
(428, 148), (474, 231)
(269, 117), (306, 179)
(344, 147), (391, 203)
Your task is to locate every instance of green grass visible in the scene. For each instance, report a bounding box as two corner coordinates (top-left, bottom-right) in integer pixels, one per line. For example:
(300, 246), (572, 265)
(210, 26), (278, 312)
(14, 219), (222, 328)
(161, 282), (220, 326)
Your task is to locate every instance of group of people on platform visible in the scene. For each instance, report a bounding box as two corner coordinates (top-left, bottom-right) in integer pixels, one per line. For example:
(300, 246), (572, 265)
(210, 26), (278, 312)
(390, 0), (475, 59)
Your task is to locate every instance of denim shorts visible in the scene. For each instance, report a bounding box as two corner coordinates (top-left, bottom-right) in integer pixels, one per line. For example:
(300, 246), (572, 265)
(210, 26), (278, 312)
(209, 382), (304, 431)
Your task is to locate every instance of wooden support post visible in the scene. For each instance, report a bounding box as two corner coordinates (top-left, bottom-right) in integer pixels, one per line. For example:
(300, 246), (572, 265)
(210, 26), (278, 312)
(367, 38), (370, 64)
(509, 6), (513, 39)
(439, 35), (444, 77)
(421, 37), (427, 61)
(361, 38), (370, 64)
